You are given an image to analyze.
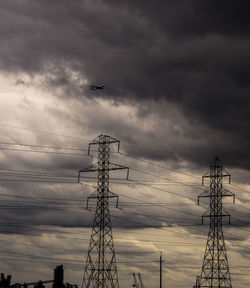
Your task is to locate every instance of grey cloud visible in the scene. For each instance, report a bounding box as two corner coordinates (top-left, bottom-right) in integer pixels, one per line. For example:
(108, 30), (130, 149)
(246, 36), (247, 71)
(0, 2), (250, 286)
(0, 0), (250, 171)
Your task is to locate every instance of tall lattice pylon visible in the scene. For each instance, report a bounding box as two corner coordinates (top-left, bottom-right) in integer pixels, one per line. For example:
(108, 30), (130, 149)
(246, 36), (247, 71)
(78, 135), (129, 288)
(195, 156), (235, 288)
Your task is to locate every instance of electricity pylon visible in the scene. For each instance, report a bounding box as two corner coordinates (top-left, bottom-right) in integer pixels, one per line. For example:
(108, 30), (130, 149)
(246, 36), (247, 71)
(78, 135), (129, 288)
(195, 156), (235, 288)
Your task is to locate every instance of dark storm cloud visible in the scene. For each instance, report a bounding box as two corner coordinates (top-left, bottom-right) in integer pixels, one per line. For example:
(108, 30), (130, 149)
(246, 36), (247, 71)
(0, 0), (250, 170)
(112, 0), (250, 38)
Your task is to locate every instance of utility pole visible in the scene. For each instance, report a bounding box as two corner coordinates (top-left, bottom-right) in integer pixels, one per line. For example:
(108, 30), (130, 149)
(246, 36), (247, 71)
(195, 156), (235, 288)
(79, 135), (129, 288)
(160, 253), (162, 288)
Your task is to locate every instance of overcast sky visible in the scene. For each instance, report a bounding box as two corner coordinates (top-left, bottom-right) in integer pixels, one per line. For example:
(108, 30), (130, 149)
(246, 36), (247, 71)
(0, 1), (250, 288)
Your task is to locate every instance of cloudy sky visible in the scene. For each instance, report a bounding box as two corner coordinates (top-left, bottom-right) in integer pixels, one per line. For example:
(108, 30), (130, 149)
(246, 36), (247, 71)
(0, 1), (250, 287)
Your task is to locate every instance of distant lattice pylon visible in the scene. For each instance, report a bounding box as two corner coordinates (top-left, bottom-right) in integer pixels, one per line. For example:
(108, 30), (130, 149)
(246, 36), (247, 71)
(78, 135), (129, 288)
(195, 156), (235, 288)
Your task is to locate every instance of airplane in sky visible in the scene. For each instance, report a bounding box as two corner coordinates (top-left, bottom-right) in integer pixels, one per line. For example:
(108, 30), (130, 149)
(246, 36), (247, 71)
(89, 85), (105, 90)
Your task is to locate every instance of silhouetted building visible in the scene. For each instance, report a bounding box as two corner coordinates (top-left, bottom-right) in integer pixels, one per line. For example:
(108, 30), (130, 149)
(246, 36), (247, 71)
(0, 273), (11, 288)
(53, 265), (64, 288)
(0, 265), (77, 288)
(33, 282), (45, 288)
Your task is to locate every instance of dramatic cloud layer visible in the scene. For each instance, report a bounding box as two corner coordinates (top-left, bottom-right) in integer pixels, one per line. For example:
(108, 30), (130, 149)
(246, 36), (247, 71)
(0, 0), (250, 170)
(0, 1), (250, 288)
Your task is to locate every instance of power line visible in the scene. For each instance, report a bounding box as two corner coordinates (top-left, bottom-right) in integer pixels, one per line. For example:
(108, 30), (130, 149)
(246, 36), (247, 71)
(129, 167), (201, 190)
(0, 221), (248, 246)
(129, 179), (197, 201)
(0, 251), (249, 270)
(119, 152), (201, 180)
(0, 167), (202, 186)
(0, 123), (86, 140)
(0, 147), (88, 156)
(121, 144), (210, 161)
(0, 141), (87, 152)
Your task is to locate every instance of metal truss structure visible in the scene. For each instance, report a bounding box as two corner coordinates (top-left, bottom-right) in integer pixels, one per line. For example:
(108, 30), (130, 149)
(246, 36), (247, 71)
(79, 135), (129, 288)
(195, 156), (235, 288)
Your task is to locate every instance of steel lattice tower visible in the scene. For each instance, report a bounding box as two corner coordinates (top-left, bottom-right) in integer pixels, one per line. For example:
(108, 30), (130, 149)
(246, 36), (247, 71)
(78, 135), (129, 288)
(195, 156), (235, 288)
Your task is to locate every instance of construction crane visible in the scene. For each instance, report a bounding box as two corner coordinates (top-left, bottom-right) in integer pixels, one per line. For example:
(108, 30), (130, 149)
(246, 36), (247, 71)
(132, 273), (144, 288)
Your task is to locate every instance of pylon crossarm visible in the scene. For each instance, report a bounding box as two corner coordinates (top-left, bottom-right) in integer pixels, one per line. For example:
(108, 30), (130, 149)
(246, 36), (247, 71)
(202, 174), (210, 185)
(86, 191), (99, 209)
(202, 174), (231, 185)
(89, 135), (120, 145)
(78, 163), (99, 182)
(201, 209), (210, 224)
(198, 188), (210, 205)
(221, 188), (235, 202)
(105, 191), (119, 208)
(222, 167), (231, 181)
(79, 163), (98, 172)
(88, 135), (120, 155)
(221, 208), (231, 224)
(108, 163), (129, 179)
